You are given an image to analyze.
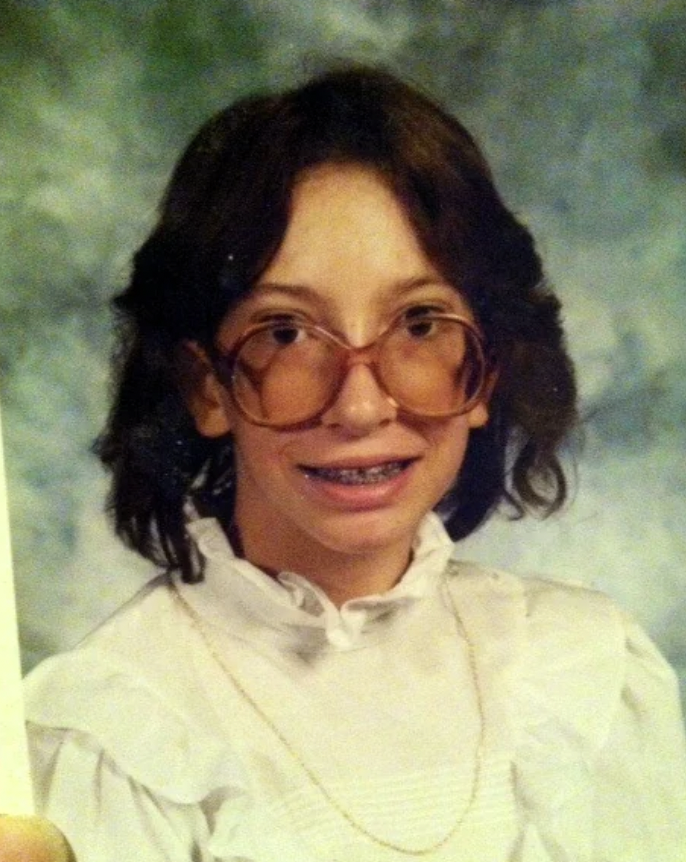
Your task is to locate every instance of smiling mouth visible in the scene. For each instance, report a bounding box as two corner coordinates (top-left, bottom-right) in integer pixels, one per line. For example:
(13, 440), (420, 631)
(300, 460), (414, 485)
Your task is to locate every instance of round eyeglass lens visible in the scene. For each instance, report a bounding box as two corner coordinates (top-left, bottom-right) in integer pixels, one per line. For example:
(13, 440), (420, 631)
(229, 316), (485, 427)
(377, 316), (485, 417)
(231, 322), (342, 426)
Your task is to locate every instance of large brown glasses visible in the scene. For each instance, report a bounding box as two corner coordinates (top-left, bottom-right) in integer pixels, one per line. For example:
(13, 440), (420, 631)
(212, 311), (489, 429)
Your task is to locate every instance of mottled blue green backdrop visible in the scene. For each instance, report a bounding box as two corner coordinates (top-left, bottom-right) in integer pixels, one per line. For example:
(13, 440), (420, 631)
(2, 1), (685, 709)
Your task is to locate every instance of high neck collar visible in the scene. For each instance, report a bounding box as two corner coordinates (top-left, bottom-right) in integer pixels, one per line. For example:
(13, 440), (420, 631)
(176, 513), (455, 652)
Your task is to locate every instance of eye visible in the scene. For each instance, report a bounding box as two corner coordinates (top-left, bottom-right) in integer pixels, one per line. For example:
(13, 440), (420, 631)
(400, 305), (443, 338)
(265, 317), (308, 347)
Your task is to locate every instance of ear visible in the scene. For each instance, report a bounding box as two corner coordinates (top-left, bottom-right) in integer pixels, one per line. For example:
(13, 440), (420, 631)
(177, 341), (233, 438)
(467, 368), (499, 430)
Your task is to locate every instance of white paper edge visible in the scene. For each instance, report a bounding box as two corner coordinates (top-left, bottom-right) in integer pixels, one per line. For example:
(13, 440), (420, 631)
(0, 401), (34, 813)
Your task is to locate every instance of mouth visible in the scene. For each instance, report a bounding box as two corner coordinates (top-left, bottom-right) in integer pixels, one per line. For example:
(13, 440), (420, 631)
(299, 459), (415, 486)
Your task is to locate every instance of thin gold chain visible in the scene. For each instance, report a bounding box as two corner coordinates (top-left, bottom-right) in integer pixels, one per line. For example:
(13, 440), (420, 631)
(169, 561), (485, 857)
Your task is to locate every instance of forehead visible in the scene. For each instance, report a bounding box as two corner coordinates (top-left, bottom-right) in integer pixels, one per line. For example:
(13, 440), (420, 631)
(235, 164), (470, 321)
(263, 163), (423, 279)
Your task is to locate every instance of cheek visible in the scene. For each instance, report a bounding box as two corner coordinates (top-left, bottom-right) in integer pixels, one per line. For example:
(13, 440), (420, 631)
(230, 422), (297, 482)
(445, 424), (471, 469)
(433, 423), (473, 501)
(231, 424), (271, 466)
(423, 416), (472, 476)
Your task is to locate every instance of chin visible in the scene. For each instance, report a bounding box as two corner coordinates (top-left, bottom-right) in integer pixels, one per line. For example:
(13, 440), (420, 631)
(307, 508), (421, 557)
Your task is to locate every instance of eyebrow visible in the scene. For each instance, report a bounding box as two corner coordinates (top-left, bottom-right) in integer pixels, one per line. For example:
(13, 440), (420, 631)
(251, 276), (457, 305)
(250, 282), (325, 303)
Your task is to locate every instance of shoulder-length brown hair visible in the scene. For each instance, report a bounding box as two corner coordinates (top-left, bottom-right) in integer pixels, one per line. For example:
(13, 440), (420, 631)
(96, 65), (577, 582)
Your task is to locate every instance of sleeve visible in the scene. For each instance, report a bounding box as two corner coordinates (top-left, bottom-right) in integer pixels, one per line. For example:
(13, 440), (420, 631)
(591, 615), (686, 861)
(24, 652), (254, 862)
(28, 720), (315, 862)
(28, 724), (214, 862)
(24, 652), (311, 862)
(512, 576), (686, 862)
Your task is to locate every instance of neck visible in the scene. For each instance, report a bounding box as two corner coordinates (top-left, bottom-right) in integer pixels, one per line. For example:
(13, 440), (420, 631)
(232, 517), (414, 607)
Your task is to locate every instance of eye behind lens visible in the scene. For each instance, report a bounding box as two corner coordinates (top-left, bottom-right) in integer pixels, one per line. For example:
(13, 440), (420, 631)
(377, 316), (486, 418)
(225, 313), (488, 426)
(230, 324), (344, 427)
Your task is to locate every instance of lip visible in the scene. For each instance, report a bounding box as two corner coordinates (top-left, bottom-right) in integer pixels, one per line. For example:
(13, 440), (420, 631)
(295, 457), (418, 510)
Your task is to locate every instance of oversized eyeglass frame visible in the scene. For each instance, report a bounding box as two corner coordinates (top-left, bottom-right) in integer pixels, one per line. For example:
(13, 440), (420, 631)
(211, 312), (491, 429)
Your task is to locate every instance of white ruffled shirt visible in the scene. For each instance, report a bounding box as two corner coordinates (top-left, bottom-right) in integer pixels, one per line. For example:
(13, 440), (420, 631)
(24, 514), (686, 861)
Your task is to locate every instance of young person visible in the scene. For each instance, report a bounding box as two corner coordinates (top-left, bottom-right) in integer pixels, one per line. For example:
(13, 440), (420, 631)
(23, 66), (686, 861)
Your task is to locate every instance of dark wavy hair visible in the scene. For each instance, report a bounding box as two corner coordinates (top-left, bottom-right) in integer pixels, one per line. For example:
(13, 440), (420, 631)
(95, 64), (577, 582)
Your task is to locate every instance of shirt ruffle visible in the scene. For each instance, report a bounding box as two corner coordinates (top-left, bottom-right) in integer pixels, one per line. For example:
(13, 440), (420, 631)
(26, 650), (247, 805)
(183, 512), (455, 652)
(26, 648), (308, 861)
(24, 524), (686, 860)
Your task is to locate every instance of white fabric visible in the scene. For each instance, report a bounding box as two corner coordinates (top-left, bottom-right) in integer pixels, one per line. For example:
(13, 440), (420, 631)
(24, 514), (686, 861)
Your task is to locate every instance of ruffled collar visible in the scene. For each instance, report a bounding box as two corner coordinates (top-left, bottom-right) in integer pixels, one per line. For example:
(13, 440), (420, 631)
(180, 513), (455, 652)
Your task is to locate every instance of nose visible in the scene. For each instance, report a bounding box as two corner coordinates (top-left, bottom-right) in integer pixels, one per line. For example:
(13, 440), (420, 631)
(320, 361), (397, 434)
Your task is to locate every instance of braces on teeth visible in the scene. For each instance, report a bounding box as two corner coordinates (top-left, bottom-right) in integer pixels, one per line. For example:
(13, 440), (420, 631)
(305, 461), (407, 484)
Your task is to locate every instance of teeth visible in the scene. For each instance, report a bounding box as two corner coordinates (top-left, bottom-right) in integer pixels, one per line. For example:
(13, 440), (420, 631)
(304, 461), (408, 485)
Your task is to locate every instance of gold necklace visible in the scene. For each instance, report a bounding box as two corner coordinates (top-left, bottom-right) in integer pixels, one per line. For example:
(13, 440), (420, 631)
(169, 560), (485, 857)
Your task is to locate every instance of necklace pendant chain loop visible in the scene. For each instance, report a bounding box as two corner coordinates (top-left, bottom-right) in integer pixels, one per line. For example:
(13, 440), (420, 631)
(169, 563), (485, 857)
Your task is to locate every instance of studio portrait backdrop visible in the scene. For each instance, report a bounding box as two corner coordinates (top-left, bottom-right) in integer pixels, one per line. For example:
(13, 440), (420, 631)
(1, 0), (685, 716)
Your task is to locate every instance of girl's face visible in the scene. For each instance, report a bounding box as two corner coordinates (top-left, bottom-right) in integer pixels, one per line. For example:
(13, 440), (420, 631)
(188, 164), (490, 595)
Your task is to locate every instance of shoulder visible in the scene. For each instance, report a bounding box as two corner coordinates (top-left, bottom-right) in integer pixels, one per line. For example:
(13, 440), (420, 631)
(446, 560), (625, 653)
(447, 562), (686, 857)
(24, 574), (207, 727)
(446, 559), (663, 671)
(24, 575), (250, 818)
(447, 560), (682, 750)
(448, 559), (678, 679)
